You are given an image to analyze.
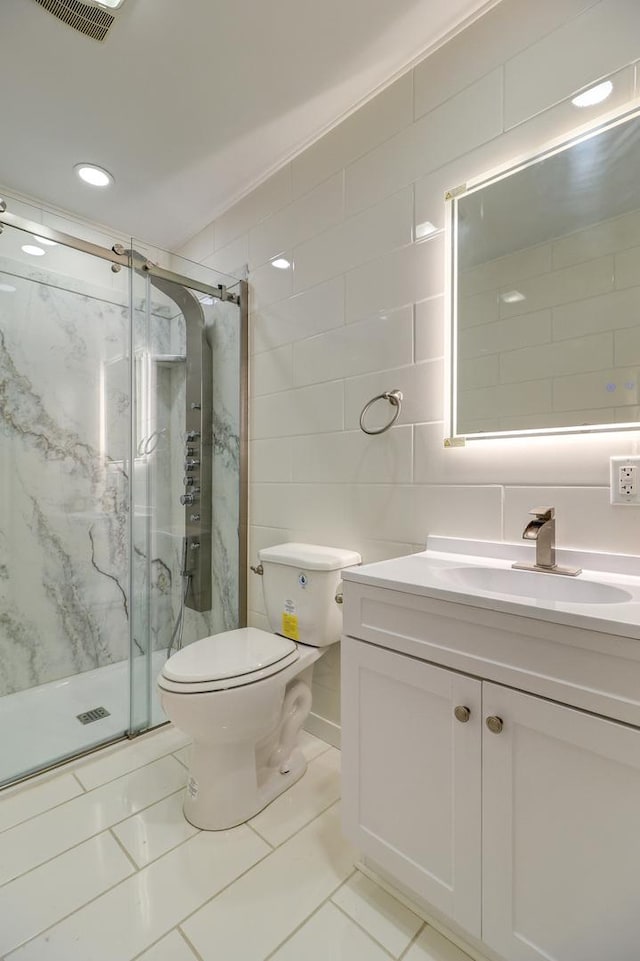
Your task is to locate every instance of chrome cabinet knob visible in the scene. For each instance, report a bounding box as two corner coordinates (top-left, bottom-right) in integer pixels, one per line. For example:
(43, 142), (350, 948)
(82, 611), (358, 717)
(486, 715), (504, 734)
(180, 493), (195, 506)
(454, 705), (471, 723)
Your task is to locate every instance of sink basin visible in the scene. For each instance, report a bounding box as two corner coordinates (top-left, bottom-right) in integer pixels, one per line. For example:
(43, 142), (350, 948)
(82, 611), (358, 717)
(439, 565), (632, 605)
(342, 537), (640, 639)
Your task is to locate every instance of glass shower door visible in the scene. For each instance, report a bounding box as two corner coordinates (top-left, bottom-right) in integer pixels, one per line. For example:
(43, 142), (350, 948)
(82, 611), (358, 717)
(0, 220), (136, 785)
(0, 209), (247, 788)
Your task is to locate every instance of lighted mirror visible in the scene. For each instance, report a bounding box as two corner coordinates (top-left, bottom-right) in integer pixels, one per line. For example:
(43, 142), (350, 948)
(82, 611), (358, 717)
(449, 106), (640, 439)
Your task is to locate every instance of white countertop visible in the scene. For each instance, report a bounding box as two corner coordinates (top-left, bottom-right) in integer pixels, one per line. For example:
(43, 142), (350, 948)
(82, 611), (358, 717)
(342, 537), (640, 640)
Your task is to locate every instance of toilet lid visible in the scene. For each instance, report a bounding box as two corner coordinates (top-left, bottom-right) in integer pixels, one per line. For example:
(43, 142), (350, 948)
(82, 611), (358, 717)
(160, 627), (297, 684)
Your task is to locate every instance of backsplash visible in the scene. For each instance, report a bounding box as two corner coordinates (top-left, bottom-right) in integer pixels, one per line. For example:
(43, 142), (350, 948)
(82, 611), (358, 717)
(179, 0), (640, 737)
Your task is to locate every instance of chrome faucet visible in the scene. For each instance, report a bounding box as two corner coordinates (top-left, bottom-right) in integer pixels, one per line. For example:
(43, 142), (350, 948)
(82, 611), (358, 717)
(512, 507), (581, 576)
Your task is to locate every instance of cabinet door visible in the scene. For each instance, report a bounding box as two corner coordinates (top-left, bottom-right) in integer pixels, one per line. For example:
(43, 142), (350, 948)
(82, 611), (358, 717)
(341, 637), (482, 936)
(483, 683), (640, 961)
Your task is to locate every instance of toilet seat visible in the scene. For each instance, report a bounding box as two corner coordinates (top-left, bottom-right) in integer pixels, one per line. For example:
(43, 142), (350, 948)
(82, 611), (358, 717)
(157, 627), (299, 694)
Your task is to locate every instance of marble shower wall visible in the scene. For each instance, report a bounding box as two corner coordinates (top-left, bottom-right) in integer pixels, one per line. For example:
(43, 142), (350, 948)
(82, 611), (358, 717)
(0, 207), (243, 699)
(0, 242), (132, 697)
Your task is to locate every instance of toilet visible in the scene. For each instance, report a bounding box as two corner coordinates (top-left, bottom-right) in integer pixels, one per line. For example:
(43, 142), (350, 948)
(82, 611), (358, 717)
(158, 543), (361, 830)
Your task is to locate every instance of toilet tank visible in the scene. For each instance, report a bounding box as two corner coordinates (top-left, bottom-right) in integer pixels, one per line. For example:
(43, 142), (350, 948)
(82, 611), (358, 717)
(258, 543), (361, 647)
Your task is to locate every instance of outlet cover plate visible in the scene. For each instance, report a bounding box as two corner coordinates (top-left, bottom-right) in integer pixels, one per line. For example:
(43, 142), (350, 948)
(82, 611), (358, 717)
(610, 455), (640, 505)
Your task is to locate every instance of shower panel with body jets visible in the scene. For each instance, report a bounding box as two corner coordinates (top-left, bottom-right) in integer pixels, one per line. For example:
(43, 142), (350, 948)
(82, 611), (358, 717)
(0, 201), (247, 788)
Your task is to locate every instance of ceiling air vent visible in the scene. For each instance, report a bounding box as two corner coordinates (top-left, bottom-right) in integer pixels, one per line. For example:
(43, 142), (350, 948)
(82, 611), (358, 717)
(32, 0), (116, 42)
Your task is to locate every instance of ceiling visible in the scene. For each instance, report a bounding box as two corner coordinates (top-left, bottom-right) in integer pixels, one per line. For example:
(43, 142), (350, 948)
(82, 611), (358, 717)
(1, 0), (494, 250)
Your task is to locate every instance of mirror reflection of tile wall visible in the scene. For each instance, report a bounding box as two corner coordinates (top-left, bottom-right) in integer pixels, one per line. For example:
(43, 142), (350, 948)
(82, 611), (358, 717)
(457, 206), (640, 433)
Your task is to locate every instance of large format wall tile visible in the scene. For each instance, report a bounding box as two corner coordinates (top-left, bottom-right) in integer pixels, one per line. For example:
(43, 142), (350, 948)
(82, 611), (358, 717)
(179, 0), (640, 736)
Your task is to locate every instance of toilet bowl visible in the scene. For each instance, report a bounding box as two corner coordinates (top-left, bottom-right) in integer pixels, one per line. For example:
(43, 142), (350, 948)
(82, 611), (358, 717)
(158, 543), (361, 830)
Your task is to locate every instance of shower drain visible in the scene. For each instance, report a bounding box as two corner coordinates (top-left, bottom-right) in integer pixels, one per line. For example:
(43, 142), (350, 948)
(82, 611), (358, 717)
(76, 707), (110, 725)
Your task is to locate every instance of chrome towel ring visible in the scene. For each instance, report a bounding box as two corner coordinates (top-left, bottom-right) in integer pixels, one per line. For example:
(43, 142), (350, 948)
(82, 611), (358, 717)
(359, 389), (403, 435)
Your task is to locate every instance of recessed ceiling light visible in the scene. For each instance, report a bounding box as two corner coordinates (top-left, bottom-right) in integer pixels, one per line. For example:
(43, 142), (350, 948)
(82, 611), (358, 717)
(416, 220), (439, 239)
(74, 164), (114, 188)
(571, 80), (613, 108)
(33, 235), (58, 247)
(0, 283), (16, 293)
(22, 244), (45, 257)
(93, 0), (126, 8)
(501, 290), (526, 304)
(271, 258), (291, 270)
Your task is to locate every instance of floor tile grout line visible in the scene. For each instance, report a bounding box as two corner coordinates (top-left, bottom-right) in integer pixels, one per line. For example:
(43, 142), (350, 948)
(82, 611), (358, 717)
(246, 820), (275, 849)
(397, 921), (427, 960)
(178, 925), (207, 961)
(0, 786), (86, 838)
(1, 735), (341, 942)
(0, 844), (143, 958)
(0, 782), (188, 890)
(0, 742), (338, 888)
(172, 798), (345, 935)
(329, 898), (397, 959)
(108, 826), (141, 873)
(261, 868), (359, 961)
(72, 771), (89, 792)
(160, 833), (278, 934)
(1, 771), (337, 899)
(127, 925), (202, 961)
(259, 790), (343, 848)
(22, 723), (178, 783)
(111, 825), (203, 873)
(256, 789), (343, 849)
(2, 791), (350, 960)
(0, 733), (190, 824)
(7, 812), (245, 960)
(173, 750), (190, 770)
(73, 740), (191, 792)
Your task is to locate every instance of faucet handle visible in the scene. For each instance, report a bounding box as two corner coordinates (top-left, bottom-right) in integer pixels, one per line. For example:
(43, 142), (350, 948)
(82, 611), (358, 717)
(528, 506), (555, 521)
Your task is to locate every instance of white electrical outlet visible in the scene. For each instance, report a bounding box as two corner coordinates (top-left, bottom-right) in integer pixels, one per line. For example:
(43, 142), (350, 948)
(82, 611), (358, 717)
(610, 456), (640, 504)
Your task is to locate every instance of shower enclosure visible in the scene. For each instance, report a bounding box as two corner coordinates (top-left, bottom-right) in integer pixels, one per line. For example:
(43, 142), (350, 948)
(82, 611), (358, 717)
(0, 198), (247, 787)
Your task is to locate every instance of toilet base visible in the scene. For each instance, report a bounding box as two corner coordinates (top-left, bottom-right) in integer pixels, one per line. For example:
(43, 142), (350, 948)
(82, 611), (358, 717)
(183, 746), (307, 830)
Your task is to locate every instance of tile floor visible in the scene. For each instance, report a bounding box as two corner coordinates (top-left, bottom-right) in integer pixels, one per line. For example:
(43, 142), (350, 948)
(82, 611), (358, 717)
(0, 724), (471, 961)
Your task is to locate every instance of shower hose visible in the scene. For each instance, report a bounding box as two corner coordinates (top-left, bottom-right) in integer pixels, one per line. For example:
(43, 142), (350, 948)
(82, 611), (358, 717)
(166, 571), (192, 660)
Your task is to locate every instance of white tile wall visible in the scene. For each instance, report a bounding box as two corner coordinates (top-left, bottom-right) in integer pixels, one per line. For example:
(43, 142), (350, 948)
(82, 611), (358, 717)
(346, 235), (445, 322)
(203, 233), (248, 278)
(178, 0), (640, 737)
(293, 188), (413, 293)
(252, 276), (344, 354)
(291, 74), (413, 199)
(214, 165), (292, 250)
(504, 0), (640, 128)
(294, 308), (413, 387)
(413, 0), (599, 121)
(249, 172), (345, 269)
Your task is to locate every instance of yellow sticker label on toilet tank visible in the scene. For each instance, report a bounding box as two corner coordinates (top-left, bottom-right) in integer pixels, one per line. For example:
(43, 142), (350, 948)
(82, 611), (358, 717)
(282, 612), (299, 640)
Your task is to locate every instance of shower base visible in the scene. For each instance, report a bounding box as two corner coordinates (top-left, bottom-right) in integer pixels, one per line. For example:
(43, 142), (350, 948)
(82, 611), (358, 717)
(0, 651), (168, 787)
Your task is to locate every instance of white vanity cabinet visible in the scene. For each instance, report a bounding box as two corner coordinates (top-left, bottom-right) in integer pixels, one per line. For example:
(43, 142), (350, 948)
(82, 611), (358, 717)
(341, 639), (482, 936)
(482, 682), (640, 961)
(341, 574), (640, 961)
